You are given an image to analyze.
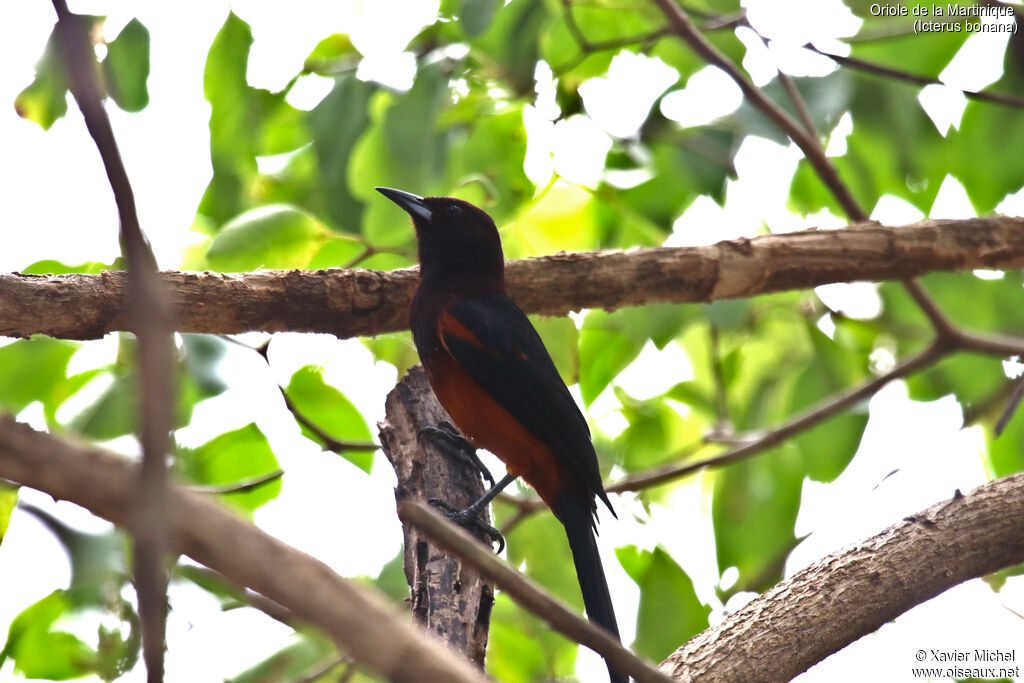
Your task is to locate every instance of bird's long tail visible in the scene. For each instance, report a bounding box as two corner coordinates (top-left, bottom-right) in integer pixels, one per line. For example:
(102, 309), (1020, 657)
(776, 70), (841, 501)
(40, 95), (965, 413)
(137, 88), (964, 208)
(555, 493), (627, 683)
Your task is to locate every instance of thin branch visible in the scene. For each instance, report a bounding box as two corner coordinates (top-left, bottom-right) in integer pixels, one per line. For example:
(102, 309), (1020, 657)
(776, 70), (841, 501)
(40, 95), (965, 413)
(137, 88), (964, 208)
(996, 375), (1024, 436)
(5, 217), (1024, 340)
(650, 0), (867, 221)
(0, 415), (487, 683)
(608, 342), (946, 492)
(660, 473), (1024, 681)
(187, 469), (285, 495)
(561, 0), (671, 52)
(805, 43), (1024, 110)
(902, 279), (958, 337)
(220, 335), (379, 453)
(176, 565), (302, 629)
(397, 500), (674, 683)
(50, 4), (173, 681)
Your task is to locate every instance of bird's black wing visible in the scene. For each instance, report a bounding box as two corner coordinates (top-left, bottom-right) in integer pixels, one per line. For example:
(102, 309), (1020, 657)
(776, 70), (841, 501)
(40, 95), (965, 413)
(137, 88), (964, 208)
(438, 292), (612, 513)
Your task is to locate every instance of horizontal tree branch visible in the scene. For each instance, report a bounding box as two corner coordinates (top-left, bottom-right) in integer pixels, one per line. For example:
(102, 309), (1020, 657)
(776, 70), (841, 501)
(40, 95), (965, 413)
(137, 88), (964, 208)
(2, 217), (1023, 340)
(0, 415), (486, 683)
(658, 473), (1024, 681)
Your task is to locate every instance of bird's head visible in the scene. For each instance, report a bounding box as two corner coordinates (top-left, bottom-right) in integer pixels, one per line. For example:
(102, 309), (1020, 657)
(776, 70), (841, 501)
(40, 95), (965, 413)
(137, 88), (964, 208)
(376, 187), (504, 287)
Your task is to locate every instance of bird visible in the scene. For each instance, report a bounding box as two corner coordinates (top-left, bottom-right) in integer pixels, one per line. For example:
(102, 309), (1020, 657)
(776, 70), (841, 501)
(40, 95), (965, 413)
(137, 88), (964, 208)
(377, 187), (626, 683)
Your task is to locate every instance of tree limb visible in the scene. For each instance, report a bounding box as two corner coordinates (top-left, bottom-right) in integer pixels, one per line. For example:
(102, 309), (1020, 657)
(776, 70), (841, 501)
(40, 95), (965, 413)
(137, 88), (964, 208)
(658, 474), (1024, 682)
(378, 367), (494, 668)
(3, 217), (1023, 340)
(0, 415), (486, 683)
(50, 4), (174, 679)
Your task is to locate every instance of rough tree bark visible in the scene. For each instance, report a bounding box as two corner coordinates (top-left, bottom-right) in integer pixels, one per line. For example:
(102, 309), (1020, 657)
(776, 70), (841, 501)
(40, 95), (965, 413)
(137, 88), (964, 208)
(659, 475), (1024, 682)
(1, 216), (1022, 340)
(378, 367), (495, 668)
(0, 415), (487, 683)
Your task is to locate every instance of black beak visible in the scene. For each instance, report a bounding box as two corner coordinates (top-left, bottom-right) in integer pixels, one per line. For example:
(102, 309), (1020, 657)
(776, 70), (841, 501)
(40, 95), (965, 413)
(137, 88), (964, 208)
(376, 187), (432, 222)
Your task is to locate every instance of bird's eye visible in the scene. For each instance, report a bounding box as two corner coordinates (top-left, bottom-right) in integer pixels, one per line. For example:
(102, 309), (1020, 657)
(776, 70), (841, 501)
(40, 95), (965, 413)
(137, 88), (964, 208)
(446, 204), (463, 217)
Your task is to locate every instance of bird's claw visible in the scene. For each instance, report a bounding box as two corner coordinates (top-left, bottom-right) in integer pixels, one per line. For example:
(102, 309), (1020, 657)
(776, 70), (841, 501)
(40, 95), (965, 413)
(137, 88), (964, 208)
(418, 422), (497, 487)
(428, 498), (505, 554)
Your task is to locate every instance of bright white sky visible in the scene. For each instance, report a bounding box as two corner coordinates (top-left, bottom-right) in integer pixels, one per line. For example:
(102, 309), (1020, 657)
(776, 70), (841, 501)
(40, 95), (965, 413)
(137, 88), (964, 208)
(1, 1), (1023, 681)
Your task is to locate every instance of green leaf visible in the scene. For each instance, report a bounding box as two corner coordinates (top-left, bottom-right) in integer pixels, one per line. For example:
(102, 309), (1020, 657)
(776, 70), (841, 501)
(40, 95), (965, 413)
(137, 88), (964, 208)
(579, 304), (696, 404)
(530, 315), (579, 385)
(447, 108), (532, 225)
(613, 387), (701, 471)
(308, 74), (376, 232)
(0, 483), (18, 545)
(103, 18), (150, 112)
(618, 546), (710, 661)
(307, 235), (367, 269)
(362, 333), (420, 376)
(487, 593), (578, 682)
(614, 130), (737, 228)
(2, 591), (96, 680)
(471, 0), (551, 95)
(200, 12), (309, 224)
(0, 336), (79, 416)
(349, 63), (450, 245)
(305, 33), (358, 70)
(177, 424), (283, 513)
(21, 259), (118, 274)
(206, 204), (328, 271)
(788, 323), (869, 483)
(285, 366), (375, 472)
(460, 0), (501, 37)
(951, 67), (1024, 212)
(180, 334), (229, 399)
(712, 448), (805, 593)
(230, 634), (336, 683)
(13, 17), (107, 129)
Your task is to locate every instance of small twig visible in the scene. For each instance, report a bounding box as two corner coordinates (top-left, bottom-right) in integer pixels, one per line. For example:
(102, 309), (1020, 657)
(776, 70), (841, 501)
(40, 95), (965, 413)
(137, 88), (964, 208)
(220, 335), (379, 453)
(709, 324), (733, 438)
(608, 342), (946, 492)
(50, 3), (173, 681)
(902, 279), (958, 338)
(650, 0), (868, 222)
(778, 68), (818, 138)
(397, 501), (674, 683)
(562, 0), (671, 52)
(293, 654), (350, 683)
(996, 375), (1024, 436)
(177, 565), (302, 629)
(187, 469), (285, 495)
(805, 44), (1024, 110)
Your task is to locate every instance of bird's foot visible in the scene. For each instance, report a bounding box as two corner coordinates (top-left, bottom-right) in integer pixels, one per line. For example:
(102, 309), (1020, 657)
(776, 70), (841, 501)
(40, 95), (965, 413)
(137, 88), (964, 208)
(428, 498), (505, 553)
(418, 421), (497, 487)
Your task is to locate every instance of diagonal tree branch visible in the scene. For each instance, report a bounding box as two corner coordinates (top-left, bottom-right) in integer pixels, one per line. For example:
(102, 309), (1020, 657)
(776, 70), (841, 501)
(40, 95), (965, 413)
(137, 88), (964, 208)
(0, 415), (487, 683)
(650, 0), (867, 221)
(50, 4), (174, 680)
(3, 216), (1024, 340)
(658, 474), (1024, 681)
(398, 500), (674, 683)
(805, 43), (1024, 110)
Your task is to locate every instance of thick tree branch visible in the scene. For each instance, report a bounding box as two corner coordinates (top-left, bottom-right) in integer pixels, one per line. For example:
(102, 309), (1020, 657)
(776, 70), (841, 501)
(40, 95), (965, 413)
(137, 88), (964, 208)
(2, 217), (1023, 340)
(378, 367), (494, 668)
(50, 4), (174, 680)
(659, 474), (1024, 682)
(0, 415), (486, 683)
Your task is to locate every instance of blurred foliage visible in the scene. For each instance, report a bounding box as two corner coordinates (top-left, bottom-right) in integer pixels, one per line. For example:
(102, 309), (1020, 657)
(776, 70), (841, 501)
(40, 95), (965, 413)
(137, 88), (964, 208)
(7, 0), (1024, 680)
